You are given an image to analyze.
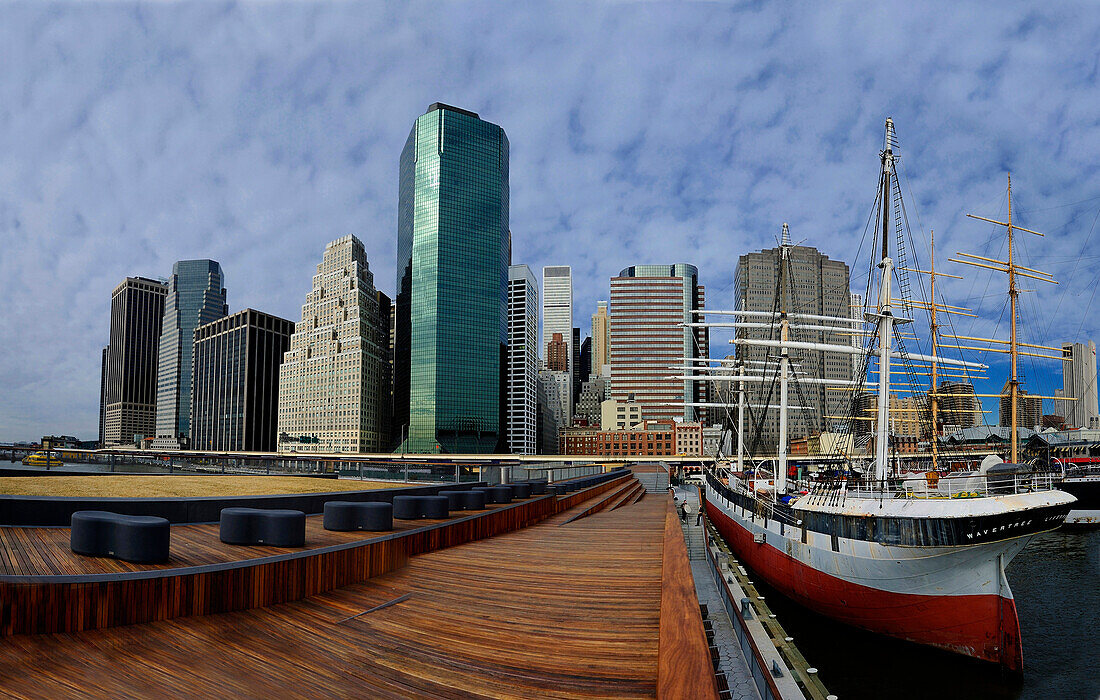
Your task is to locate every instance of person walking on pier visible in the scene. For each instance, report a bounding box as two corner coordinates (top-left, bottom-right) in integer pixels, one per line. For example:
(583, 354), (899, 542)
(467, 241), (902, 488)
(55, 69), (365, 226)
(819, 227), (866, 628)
(681, 500), (691, 523)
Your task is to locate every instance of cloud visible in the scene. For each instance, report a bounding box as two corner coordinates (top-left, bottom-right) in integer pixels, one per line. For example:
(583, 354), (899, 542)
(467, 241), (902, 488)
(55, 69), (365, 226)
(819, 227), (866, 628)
(2, 2), (1100, 439)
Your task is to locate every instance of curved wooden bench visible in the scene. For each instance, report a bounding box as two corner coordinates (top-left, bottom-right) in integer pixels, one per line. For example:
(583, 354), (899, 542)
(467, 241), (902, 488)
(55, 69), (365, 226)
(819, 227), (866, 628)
(219, 508), (305, 547)
(70, 511), (170, 564)
(322, 501), (392, 532)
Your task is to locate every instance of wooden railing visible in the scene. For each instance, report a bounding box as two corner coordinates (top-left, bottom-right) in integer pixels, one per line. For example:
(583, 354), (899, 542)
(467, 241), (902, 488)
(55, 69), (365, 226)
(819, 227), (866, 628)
(657, 499), (720, 699)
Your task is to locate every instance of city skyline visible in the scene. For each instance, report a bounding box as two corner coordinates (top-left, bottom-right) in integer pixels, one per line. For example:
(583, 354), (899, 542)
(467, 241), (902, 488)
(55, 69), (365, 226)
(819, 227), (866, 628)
(6, 4), (1100, 439)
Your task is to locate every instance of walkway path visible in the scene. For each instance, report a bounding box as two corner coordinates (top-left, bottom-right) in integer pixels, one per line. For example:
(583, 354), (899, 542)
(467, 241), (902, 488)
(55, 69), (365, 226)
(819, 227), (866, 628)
(674, 484), (762, 700)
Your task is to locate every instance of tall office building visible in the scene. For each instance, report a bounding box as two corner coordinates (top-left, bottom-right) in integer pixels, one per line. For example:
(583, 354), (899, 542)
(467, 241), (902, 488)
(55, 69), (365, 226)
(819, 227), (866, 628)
(191, 309), (293, 452)
(542, 266), (573, 369)
(937, 381), (981, 432)
(103, 277), (167, 446)
(546, 332), (569, 371)
(734, 244), (851, 452)
(579, 337), (592, 386)
(507, 265), (539, 455)
(539, 369), (571, 444)
(850, 292), (865, 378)
(591, 301), (610, 376)
(998, 381), (1042, 431)
(376, 291), (394, 447)
(572, 327), (583, 406)
(154, 260), (227, 444)
(278, 235), (390, 453)
(98, 347), (108, 447)
(1062, 341), (1099, 429)
(610, 264), (708, 423)
(395, 103), (509, 453)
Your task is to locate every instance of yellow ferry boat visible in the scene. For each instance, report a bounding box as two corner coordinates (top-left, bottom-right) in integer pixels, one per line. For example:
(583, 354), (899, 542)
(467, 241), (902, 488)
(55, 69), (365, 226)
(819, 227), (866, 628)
(21, 452), (65, 467)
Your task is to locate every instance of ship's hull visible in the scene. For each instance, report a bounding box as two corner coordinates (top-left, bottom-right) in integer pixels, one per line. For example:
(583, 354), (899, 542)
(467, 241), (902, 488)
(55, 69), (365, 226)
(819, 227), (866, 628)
(705, 486), (1040, 671)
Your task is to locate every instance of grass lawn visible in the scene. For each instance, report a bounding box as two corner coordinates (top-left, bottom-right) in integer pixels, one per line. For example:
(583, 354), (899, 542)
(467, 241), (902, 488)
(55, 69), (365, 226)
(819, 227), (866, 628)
(0, 475), (402, 498)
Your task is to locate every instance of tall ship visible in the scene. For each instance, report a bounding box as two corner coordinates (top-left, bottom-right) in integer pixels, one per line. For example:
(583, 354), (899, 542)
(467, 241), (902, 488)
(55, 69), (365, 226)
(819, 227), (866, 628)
(686, 119), (1075, 671)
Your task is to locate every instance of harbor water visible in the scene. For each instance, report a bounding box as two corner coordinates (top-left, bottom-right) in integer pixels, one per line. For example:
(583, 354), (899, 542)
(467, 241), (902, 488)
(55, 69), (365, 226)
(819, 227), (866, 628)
(752, 528), (1100, 699)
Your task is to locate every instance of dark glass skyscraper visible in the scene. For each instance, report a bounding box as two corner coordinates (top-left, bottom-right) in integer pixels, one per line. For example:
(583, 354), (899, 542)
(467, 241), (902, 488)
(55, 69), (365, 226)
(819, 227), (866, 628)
(155, 260), (227, 443)
(104, 277), (167, 446)
(191, 309), (293, 452)
(395, 103), (509, 453)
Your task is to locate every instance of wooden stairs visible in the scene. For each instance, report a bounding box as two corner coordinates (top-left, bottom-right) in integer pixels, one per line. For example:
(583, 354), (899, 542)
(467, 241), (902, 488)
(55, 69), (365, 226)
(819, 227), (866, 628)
(559, 477), (646, 525)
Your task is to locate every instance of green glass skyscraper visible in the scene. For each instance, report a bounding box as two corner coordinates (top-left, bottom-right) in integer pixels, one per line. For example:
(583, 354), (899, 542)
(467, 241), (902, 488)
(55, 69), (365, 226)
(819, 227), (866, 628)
(395, 103), (509, 453)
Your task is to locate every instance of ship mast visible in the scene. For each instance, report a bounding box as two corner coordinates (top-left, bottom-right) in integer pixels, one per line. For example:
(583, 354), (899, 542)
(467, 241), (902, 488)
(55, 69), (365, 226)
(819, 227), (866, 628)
(903, 230), (966, 471)
(778, 223), (791, 495)
(945, 174), (1063, 464)
(930, 232), (939, 470)
(873, 119), (898, 484)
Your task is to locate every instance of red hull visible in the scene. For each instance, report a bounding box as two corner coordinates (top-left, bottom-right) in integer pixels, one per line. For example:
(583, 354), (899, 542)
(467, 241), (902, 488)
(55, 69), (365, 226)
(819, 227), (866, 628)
(706, 500), (1023, 671)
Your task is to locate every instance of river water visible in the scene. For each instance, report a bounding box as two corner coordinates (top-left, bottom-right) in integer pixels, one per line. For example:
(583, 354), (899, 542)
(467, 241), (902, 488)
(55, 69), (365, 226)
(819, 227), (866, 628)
(754, 528), (1100, 700)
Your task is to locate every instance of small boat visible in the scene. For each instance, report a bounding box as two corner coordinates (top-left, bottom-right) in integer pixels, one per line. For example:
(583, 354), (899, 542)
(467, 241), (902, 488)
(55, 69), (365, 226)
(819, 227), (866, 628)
(21, 452), (64, 467)
(1058, 463), (1100, 526)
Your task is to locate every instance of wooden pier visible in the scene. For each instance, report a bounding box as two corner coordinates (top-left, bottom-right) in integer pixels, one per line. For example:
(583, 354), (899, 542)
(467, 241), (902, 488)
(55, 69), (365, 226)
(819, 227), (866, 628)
(0, 470), (718, 698)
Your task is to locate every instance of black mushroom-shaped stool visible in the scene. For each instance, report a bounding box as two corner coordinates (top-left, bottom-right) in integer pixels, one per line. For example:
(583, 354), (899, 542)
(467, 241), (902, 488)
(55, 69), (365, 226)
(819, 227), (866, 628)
(70, 511), (170, 564)
(469, 486), (495, 503)
(510, 482), (532, 499)
(488, 485), (513, 504)
(458, 489), (487, 510)
(322, 501), (392, 532)
(392, 495), (425, 519)
(422, 495), (450, 519)
(219, 508), (306, 547)
(527, 481), (547, 495)
(437, 490), (467, 510)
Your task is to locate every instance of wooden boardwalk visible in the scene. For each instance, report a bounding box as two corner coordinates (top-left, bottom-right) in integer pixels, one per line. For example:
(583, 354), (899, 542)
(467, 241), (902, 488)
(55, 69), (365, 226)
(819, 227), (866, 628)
(0, 489), (717, 699)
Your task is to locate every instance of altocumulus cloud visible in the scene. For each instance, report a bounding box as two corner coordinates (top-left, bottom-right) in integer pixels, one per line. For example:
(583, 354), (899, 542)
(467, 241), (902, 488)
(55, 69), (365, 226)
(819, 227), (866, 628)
(2, 2), (1100, 439)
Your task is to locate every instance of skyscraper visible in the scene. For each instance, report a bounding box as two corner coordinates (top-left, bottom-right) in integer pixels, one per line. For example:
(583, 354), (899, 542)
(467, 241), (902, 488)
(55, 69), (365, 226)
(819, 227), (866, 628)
(395, 103), (509, 453)
(542, 266), (573, 365)
(376, 291), (394, 447)
(734, 244), (851, 451)
(542, 265), (573, 421)
(591, 301), (610, 377)
(154, 260), (227, 446)
(850, 292), (864, 377)
(539, 369), (571, 448)
(937, 381), (981, 432)
(609, 264), (708, 423)
(103, 277), (167, 446)
(579, 337), (592, 386)
(572, 326), (583, 406)
(278, 235), (390, 453)
(1062, 341), (1099, 429)
(98, 346), (108, 447)
(546, 332), (569, 371)
(507, 265), (538, 454)
(191, 309), (293, 452)
(998, 381), (1042, 431)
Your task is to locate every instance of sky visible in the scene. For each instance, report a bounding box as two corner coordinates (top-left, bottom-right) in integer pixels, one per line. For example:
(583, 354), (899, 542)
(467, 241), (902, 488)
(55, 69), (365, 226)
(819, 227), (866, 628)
(3, 2), (1100, 441)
